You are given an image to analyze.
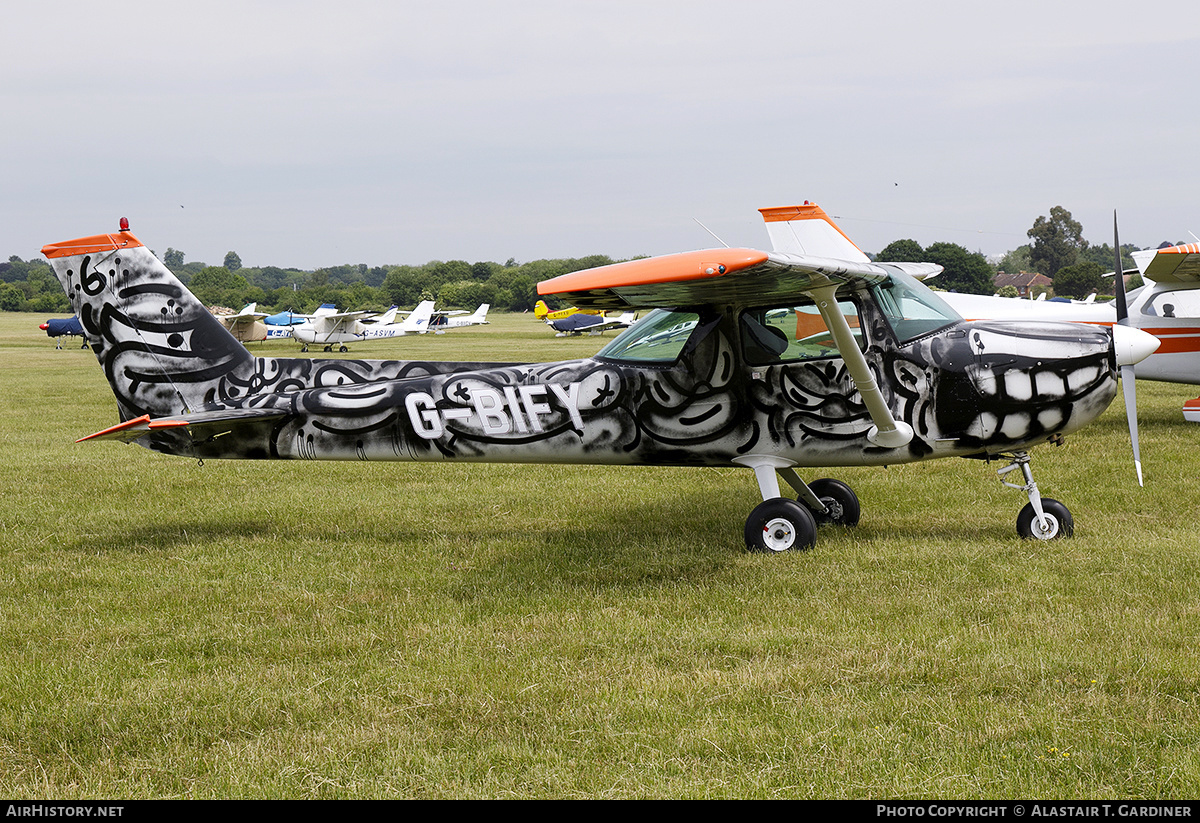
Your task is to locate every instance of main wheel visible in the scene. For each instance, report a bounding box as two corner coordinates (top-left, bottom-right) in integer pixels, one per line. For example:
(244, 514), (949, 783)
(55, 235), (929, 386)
(744, 499), (818, 553)
(1016, 499), (1074, 540)
(806, 478), (861, 527)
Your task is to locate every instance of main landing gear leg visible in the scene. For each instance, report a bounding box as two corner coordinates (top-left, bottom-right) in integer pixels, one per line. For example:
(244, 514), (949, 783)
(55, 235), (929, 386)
(997, 451), (1074, 540)
(735, 458), (861, 553)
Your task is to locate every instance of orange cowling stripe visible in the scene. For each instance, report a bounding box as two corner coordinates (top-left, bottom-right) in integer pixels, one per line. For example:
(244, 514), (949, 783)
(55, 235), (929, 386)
(537, 248), (769, 296)
(42, 231), (143, 259)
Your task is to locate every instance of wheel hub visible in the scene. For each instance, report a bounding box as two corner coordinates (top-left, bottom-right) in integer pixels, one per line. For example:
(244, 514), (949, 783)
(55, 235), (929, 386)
(763, 518), (796, 551)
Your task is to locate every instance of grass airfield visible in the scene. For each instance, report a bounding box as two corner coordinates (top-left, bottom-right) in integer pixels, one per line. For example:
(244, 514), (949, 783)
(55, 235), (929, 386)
(2, 310), (1199, 799)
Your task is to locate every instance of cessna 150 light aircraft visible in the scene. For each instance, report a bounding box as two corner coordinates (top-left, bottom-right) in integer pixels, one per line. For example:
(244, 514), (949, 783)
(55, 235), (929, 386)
(42, 207), (1158, 551)
(293, 300), (435, 351)
(427, 303), (490, 330)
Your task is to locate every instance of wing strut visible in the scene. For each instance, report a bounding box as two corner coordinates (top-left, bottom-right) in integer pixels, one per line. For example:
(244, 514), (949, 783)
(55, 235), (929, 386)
(811, 284), (913, 449)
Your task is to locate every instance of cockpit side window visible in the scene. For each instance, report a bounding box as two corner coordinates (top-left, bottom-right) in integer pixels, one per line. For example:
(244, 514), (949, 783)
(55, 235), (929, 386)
(1141, 289), (1200, 319)
(739, 298), (863, 365)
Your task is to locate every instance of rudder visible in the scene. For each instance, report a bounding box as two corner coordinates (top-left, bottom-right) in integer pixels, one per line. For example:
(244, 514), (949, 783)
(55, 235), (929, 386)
(42, 220), (255, 420)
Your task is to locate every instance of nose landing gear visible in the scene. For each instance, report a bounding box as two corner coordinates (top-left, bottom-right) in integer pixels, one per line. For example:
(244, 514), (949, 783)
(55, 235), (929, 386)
(997, 451), (1074, 540)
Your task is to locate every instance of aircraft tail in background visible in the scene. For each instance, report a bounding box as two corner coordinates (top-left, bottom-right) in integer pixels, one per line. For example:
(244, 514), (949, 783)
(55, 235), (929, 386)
(758, 203), (872, 262)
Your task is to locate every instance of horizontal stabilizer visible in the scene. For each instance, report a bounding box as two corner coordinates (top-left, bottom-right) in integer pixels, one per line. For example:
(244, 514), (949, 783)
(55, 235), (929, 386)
(78, 408), (288, 443)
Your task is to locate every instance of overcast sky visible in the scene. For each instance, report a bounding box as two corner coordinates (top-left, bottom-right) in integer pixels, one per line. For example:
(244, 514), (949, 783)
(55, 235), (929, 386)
(4, 0), (1198, 270)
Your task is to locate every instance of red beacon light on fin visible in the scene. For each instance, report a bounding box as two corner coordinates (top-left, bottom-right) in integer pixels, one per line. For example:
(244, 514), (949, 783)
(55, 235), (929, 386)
(119, 217), (129, 232)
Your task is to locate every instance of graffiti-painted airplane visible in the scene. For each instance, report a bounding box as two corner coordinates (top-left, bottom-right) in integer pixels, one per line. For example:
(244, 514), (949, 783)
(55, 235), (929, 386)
(42, 207), (1158, 551)
(293, 301), (436, 351)
(547, 310), (638, 337)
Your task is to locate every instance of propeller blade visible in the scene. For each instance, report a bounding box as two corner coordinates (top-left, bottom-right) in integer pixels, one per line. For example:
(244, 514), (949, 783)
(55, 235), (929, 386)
(1114, 210), (1143, 486)
(1114, 211), (1129, 322)
(1121, 363), (1144, 486)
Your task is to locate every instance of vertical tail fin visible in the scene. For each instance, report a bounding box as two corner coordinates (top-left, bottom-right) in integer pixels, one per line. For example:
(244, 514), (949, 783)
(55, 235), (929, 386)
(758, 203), (871, 262)
(471, 304), (490, 322)
(402, 300), (436, 332)
(42, 220), (255, 420)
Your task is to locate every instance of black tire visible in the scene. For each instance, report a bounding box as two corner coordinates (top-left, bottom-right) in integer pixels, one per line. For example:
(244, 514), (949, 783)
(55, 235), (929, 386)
(744, 498), (818, 553)
(1016, 499), (1074, 540)
(339, 345), (348, 353)
(806, 478), (861, 527)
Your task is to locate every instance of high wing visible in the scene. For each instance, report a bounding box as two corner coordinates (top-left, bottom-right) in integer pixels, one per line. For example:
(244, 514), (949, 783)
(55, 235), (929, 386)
(538, 248), (940, 310)
(539, 202), (940, 311)
(308, 310), (370, 335)
(1131, 243), (1200, 284)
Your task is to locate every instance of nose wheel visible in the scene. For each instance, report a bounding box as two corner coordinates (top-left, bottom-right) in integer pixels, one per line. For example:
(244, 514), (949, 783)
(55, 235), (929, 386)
(998, 451), (1074, 540)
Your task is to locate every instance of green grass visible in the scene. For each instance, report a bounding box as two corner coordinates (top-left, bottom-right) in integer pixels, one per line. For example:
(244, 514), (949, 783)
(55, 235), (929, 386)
(2, 311), (1200, 798)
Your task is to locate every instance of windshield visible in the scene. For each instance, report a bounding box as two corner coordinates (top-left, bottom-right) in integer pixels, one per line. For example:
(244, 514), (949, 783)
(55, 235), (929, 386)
(871, 271), (961, 343)
(597, 309), (700, 363)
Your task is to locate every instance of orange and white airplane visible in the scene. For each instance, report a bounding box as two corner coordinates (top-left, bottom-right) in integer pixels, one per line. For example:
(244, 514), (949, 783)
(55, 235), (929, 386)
(939, 238), (1200, 424)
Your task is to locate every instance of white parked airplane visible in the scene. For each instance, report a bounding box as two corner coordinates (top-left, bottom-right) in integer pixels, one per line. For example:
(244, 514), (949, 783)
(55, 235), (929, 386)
(427, 303), (490, 331)
(294, 301), (436, 351)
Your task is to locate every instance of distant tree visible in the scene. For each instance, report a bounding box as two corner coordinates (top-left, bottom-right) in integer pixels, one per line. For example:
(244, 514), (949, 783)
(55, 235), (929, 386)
(920, 242), (994, 294)
(163, 248), (186, 269)
(223, 251), (242, 272)
(996, 245), (1033, 275)
(1052, 261), (1105, 299)
(0, 282), (23, 311)
(997, 285), (1019, 298)
(1028, 206), (1085, 277)
(189, 266), (255, 307)
(382, 266), (432, 307)
(876, 239), (924, 262)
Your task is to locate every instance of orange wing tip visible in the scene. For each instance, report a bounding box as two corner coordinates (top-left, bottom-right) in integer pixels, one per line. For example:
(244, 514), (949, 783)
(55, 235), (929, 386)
(1159, 243), (1200, 255)
(537, 248), (768, 296)
(76, 414), (152, 442)
(42, 231), (143, 260)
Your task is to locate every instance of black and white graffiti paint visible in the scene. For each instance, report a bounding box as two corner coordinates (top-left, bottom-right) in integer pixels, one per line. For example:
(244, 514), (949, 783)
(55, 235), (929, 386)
(45, 232), (1120, 470)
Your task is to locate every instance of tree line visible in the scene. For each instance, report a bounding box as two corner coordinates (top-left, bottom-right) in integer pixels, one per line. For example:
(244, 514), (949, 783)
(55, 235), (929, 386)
(1, 206), (1184, 314)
